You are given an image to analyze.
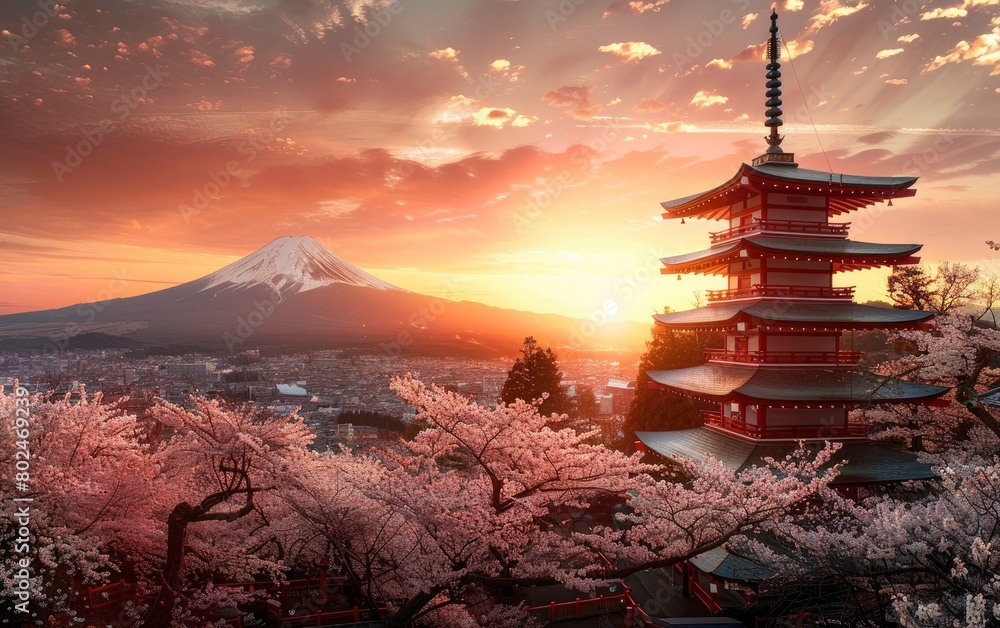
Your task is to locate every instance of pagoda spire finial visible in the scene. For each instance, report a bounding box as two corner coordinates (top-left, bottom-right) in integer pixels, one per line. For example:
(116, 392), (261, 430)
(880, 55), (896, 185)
(765, 9), (783, 152)
(752, 9), (797, 167)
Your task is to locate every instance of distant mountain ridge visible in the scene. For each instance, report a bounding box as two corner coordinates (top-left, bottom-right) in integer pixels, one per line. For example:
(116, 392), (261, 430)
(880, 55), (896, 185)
(0, 237), (648, 356)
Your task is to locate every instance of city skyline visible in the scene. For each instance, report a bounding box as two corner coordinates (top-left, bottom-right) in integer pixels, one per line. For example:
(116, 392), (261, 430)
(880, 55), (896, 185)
(1, 0), (998, 324)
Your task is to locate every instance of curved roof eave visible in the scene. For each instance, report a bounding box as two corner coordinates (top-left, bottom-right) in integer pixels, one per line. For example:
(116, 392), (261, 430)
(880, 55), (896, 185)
(659, 238), (923, 269)
(652, 301), (935, 329)
(661, 163), (919, 219)
(646, 364), (950, 403)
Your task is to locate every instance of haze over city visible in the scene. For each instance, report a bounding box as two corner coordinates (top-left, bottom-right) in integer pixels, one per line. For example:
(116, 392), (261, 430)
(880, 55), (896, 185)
(1, 0), (998, 323)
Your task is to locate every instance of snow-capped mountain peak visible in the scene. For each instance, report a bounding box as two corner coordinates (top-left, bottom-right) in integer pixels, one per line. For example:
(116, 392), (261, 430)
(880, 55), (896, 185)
(198, 236), (403, 294)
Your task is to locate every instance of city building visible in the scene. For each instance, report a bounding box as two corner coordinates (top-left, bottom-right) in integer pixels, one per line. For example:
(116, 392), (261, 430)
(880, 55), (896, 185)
(607, 379), (636, 415)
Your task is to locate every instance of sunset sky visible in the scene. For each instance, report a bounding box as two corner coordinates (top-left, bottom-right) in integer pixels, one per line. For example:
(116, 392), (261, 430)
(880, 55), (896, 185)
(1, 0), (998, 325)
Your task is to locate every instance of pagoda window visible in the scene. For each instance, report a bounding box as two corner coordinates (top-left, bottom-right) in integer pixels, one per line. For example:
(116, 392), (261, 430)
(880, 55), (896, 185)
(725, 334), (759, 352)
(724, 401), (741, 422)
(767, 259), (825, 270)
(766, 407), (846, 430)
(734, 336), (749, 354)
(765, 193), (826, 209)
(728, 272), (762, 290)
(766, 334), (836, 352)
(766, 270), (833, 288)
(745, 404), (758, 426)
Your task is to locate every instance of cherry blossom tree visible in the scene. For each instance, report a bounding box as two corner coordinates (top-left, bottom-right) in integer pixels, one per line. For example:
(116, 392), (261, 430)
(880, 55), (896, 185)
(147, 397), (315, 623)
(356, 375), (839, 625)
(2, 376), (839, 627)
(0, 384), (162, 620)
(0, 386), (318, 624)
(892, 314), (1000, 440)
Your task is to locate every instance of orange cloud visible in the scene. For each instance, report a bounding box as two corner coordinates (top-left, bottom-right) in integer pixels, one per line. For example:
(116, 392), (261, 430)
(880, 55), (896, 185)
(189, 50), (215, 67)
(598, 41), (661, 62)
(876, 48), (904, 59)
(922, 16), (1000, 75)
(541, 85), (603, 120)
(646, 121), (695, 133)
(428, 47), (470, 80)
(634, 98), (667, 113)
(808, 1), (869, 31)
(429, 47), (459, 60)
(488, 58), (525, 82)
(689, 90), (728, 108)
(613, 0), (670, 14)
(54, 29), (75, 47)
(472, 107), (516, 128)
(233, 45), (255, 67)
(706, 58), (733, 70)
(921, 6), (968, 19)
(269, 54), (292, 78)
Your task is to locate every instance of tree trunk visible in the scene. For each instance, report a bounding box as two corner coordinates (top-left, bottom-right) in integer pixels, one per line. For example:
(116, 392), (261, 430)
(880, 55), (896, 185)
(388, 586), (444, 626)
(164, 502), (196, 591)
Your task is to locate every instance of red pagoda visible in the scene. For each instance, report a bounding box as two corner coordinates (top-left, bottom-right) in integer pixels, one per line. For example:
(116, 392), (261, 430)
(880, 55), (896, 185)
(635, 10), (949, 488)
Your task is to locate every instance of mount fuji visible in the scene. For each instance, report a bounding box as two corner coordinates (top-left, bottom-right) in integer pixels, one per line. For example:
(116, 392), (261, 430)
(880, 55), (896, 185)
(195, 236), (402, 295)
(0, 236), (646, 356)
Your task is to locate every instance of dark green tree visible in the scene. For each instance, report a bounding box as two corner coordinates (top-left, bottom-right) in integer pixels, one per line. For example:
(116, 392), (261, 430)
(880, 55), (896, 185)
(500, 336), (571, 416)
(624, 323), (723, 446)
(576, 385), (599, 427)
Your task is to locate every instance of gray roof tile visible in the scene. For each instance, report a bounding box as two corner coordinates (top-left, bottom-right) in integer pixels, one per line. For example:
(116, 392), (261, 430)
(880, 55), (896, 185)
(636, 427), (936, 484)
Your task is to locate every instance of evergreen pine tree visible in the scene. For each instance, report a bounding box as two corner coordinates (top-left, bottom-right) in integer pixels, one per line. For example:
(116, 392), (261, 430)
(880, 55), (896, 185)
(624, 323), (723, 445)
(576, 385), (599, 427)
(500, 336), (571, 416)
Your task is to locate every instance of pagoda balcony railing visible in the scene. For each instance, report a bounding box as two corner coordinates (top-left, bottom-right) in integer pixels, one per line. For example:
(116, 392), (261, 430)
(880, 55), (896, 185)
(702, 410), (866, 439)
(704, 349), (863, 365)
(705, 284), (855, 301)
(709, 219), (851, 243)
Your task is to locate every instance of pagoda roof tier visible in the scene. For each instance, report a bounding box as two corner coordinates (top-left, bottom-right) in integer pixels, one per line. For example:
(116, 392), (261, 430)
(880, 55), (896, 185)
(662, 163), (917, 220)
(660, 236), (921, 275)
(636, 428), (936, 485)
(646, 364), (949, 404)
(653, 300), (933, 330)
